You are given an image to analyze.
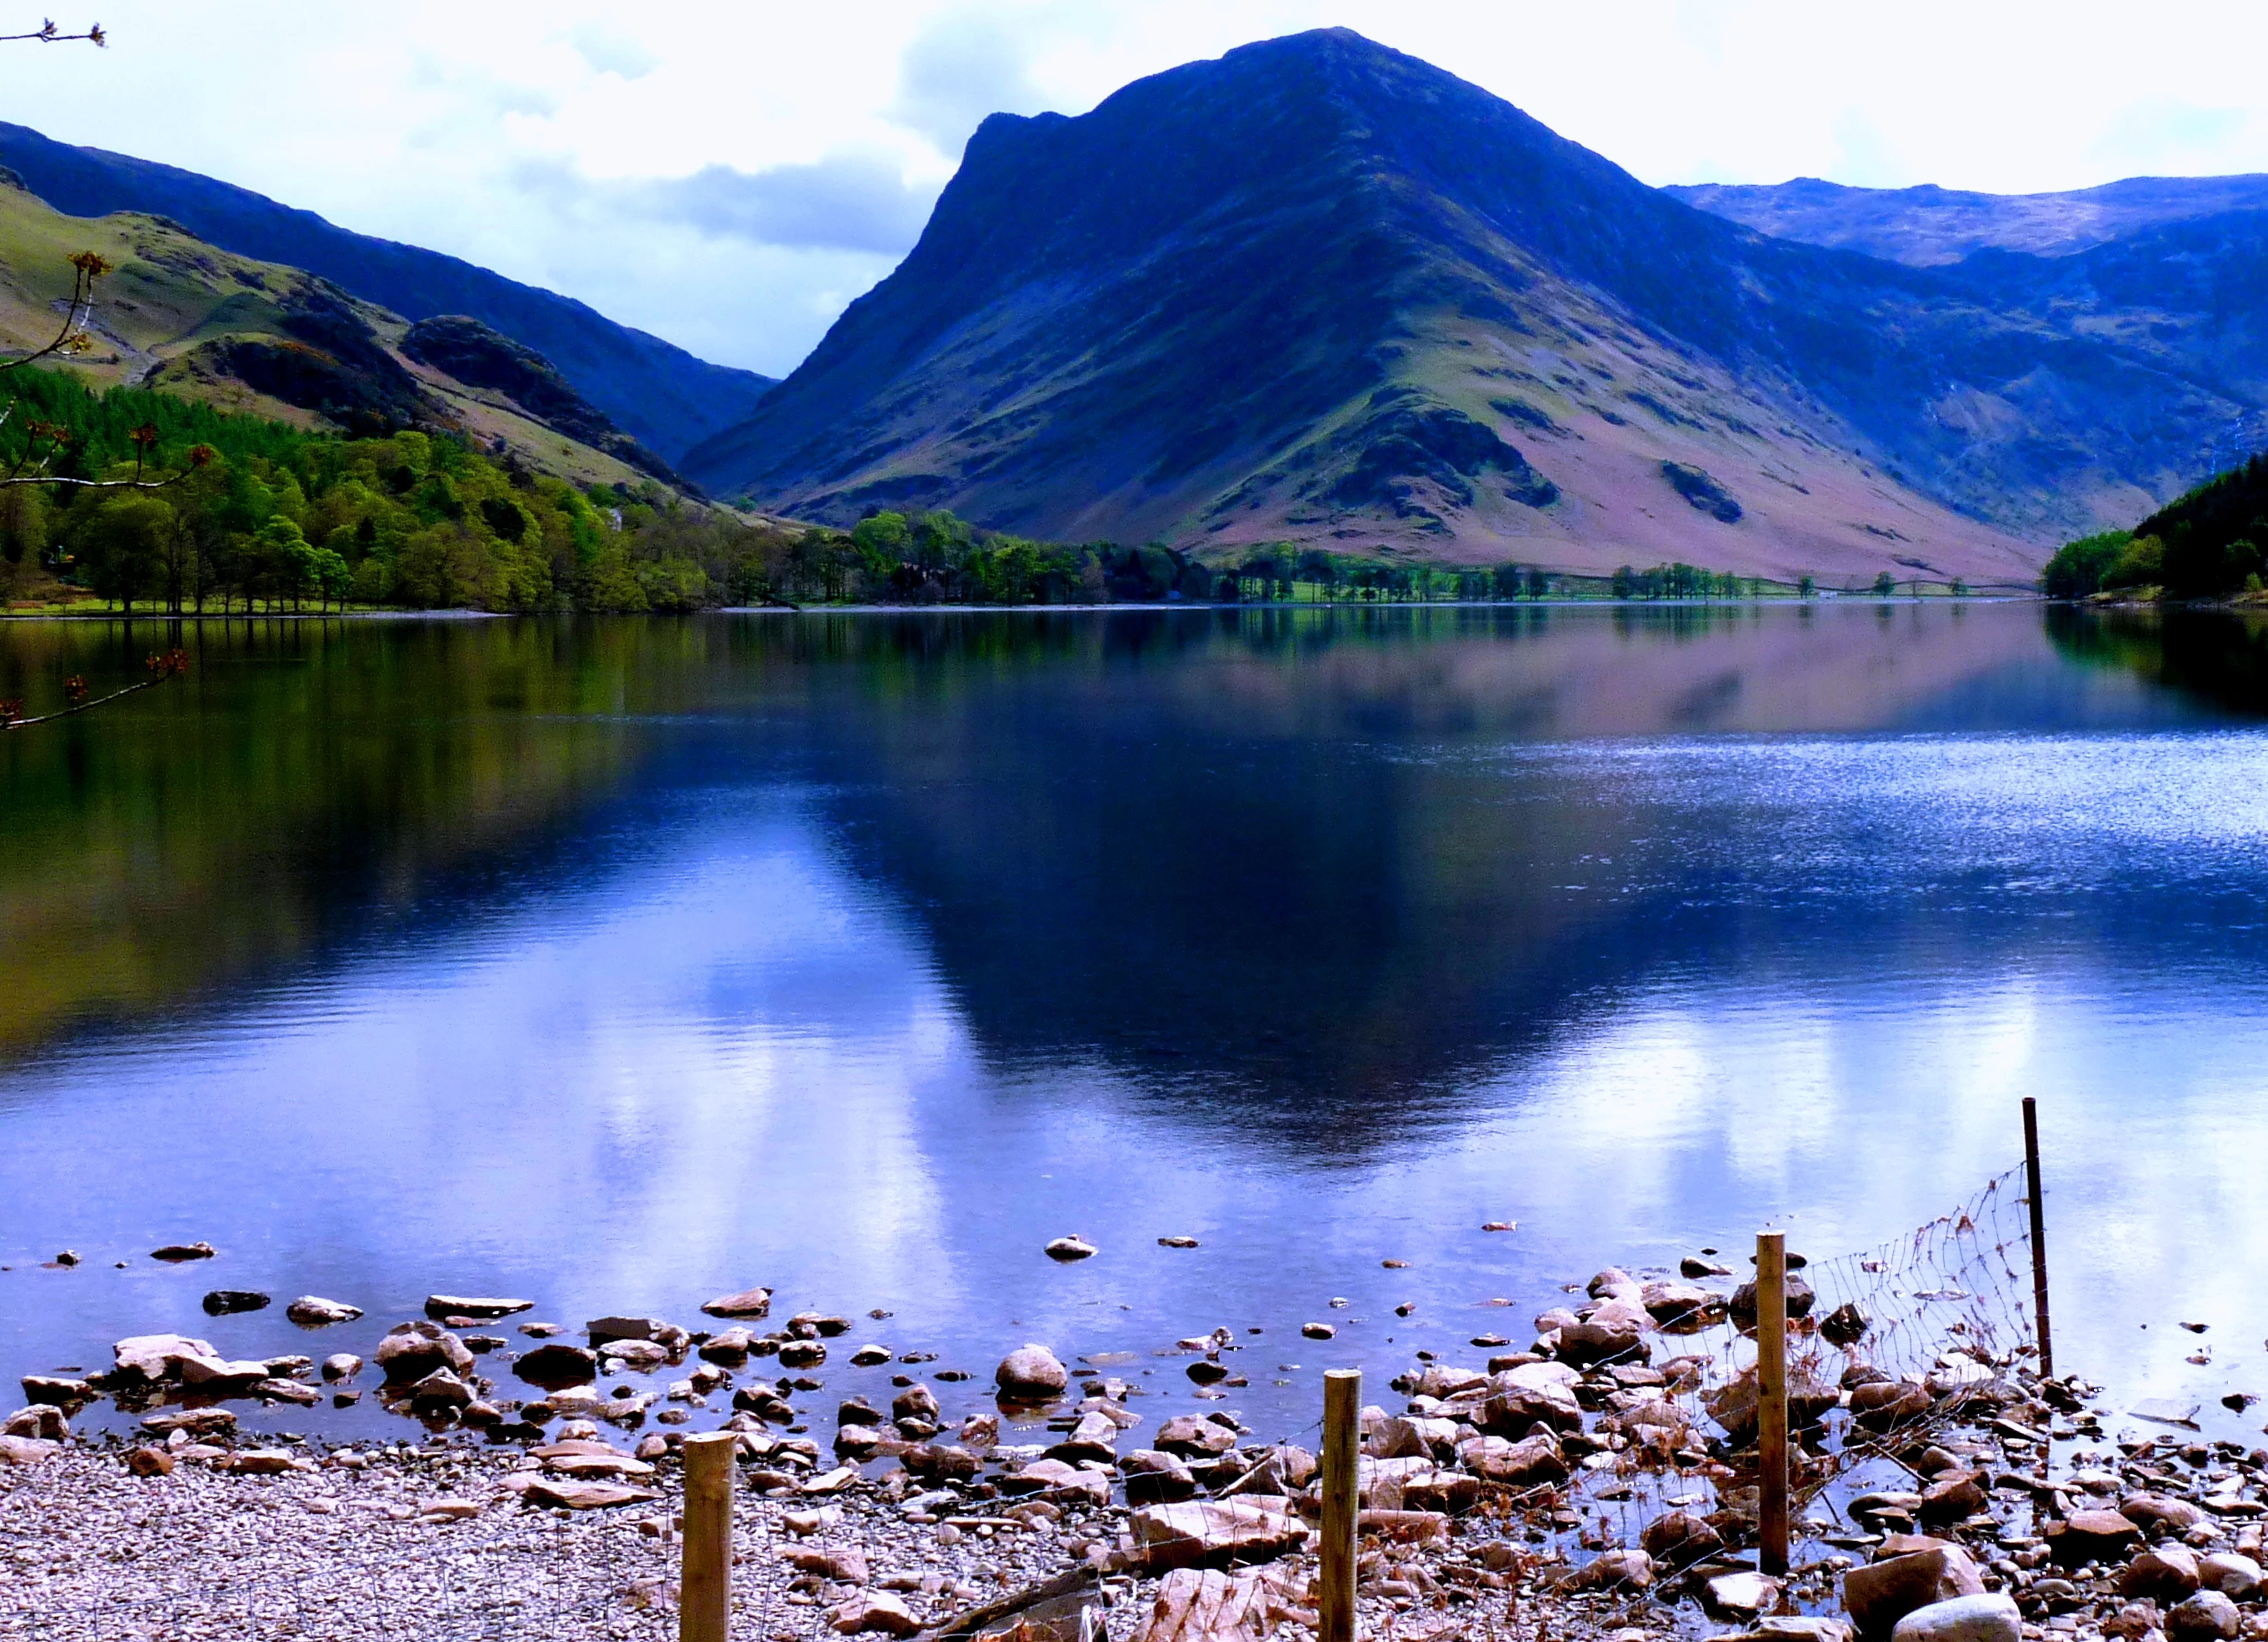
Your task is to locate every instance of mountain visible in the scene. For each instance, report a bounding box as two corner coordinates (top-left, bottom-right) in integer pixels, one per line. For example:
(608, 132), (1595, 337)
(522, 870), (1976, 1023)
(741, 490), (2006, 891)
(1667, 174), (2268, 267)
(685, 29), (2268, 581)
(0, 176), (667, 489)
(0, 121), (771, 462)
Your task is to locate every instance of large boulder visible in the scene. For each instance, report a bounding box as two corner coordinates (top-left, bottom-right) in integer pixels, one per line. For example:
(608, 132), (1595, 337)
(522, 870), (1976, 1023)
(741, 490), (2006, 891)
(1640, 1510), (1725, 1568)
(1842, 1546), (1985, 1638)
(2200, 1553), (2264, 1600)
(2122, 1546), (2203, 1604)
(1457, 1433), (1567, 1486)
(1123, 1449), (1198, 1504)
(1127, 1499), (1306, 1572)
(111, 1334), (222, 1385)
(1890, 1594), (2020, 1642)
(1482, 1380), (1583, 1436)
(1730, 1273), (1816, 1326)
(2168, 1592), (2242, 1642)
(2049, 1510), (2144, 1568)
(374, 1321), (475, 1385)
(1153, 1415), (1238, 1458)
(995, 1344), (1067, 1400)
(284, 1296), (362, 1326)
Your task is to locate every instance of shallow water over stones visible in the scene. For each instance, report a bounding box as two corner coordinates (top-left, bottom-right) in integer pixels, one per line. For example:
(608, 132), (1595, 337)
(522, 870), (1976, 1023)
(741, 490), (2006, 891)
(4, 605), (2268, 1450)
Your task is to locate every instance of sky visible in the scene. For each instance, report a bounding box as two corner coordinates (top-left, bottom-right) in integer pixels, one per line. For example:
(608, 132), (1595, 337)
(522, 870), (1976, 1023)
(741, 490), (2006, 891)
(12, 2), (2268, 379)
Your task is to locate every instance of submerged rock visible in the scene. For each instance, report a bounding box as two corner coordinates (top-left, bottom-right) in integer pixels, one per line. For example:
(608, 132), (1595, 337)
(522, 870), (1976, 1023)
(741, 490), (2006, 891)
(201, 1290), (271, 1316)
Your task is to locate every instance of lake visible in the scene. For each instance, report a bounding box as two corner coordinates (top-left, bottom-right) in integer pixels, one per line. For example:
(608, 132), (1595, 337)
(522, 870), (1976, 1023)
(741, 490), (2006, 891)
(4, 601), (2268, 1450)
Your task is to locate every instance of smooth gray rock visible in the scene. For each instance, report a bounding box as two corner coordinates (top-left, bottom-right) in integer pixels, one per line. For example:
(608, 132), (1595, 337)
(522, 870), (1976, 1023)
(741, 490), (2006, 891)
(1889, 1594), (2020, 1642)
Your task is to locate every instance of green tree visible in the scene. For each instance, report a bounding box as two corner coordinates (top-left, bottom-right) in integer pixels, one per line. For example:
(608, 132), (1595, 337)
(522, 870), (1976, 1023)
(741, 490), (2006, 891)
(1611, 564), (1636, 600)
(1871, 571), (1897, 596)
(73, 493), (175, 615)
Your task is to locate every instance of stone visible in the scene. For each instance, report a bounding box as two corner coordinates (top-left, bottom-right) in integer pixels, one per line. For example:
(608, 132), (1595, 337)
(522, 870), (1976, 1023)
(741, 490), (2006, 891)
(177, 1352), (271, 1389)
(126, 1445), (174, 1477)
(698, 1329), (755, 1364)
(199, 1290), (271, 1315)
(150, 1242), (217, 1261)
(1127, 1498), (1306, 1571)
(778, 1340), (827, 1370)
(827, 1591), (921, 1637)
(374, 1321), (474, 1384)
(1843, 1547), (1985, 1638)
(1640, 1281), (1725, 1330)
(1154, 1415), (1238, 1458)
(1889, 1594), (2021, 1642)
(1159, 1236), (1200, 1249)
(1575, 1548), (1655, 1591)
(1301, 1322), (1336, 1340)
(1681, 1255), (1732, 1277)
(700, 1288), (773, 1319)
(1730, 1273), (1816, 1326)
(2125, 1493), (2208, 1535)
(1001, 1458), (1111, 1505)
(2169, 1591), (2242, 1642)
(285, 1296), (363, 1326)
(519, 1477), (659, 1510)
(1482, 1380), (1582, 1435)
(901, 1444), (980, 1483)
(20, 1376), (92, 1408)
(410, 1368), (475, 1410)
(2, 1406), (64, 1440)
(2050, 1510), (2144, 1568)
(1918, 1473), (1989, 1525)
(217, 1450), (301, 1475)
(112, 1334), (223, 1384)
(1123, 1449), (1198, 1504)
(1821, 1301), (1872, 1345)
(996, 1344), (1068, 1400)
(0, 1435), (55, 1465)
(1457, 1433), (1566, 1486)
(424, 1295), (532, 1320)
(321, 1354), (362, 1381)
(252, 1378), (321, 1406)
(1045, 1236), (1097, 1261)
(849, 1345), (892, 1367)
(588, 1316), (682, 1345)
(516, 1343), (599, 1388)
(1704, 1571), (1781, 1623)
(1850, 1380), (1935, 1432)
(140, 1408), (236, 1436)
(892, 1384), (940, 1425)
(2200, 1552), (2263, 1600)
(2123, 1545), (2203, 1603)
(1640, 1510), (1725, 1567)
(600, 1339), (672, 1370)
(784, 1545), (870, 1585)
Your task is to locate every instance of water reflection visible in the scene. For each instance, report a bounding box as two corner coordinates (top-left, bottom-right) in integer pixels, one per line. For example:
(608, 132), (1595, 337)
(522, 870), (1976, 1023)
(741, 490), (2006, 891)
(3, 606), (2268, 1445)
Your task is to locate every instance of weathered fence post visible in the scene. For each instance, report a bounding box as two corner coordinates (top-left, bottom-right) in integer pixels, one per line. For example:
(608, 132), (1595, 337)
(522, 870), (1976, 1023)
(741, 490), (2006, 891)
(2023, 1096), (2053, 1381)
(1320, 1368), (1361, 1642)
(681, 1430), (736, 1642)
(1756, 1229), (1789, 1578)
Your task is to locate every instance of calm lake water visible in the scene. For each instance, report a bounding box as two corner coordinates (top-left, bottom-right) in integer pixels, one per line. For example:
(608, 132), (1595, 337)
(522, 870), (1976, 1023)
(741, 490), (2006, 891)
(4, 601), (2268, 1446)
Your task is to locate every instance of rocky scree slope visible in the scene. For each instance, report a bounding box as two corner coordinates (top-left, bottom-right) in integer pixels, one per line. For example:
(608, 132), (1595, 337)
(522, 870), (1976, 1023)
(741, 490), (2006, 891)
(687, 29), (2268, 581)
(0, 121), (771, 462)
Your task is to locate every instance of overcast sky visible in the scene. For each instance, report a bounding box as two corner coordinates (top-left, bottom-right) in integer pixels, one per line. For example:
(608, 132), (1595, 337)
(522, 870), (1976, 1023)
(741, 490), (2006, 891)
(13, 2), (2268, 378)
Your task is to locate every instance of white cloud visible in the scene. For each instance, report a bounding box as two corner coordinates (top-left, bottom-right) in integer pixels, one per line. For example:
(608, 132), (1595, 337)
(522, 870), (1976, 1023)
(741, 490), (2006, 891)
(7, 2), (2268, 377)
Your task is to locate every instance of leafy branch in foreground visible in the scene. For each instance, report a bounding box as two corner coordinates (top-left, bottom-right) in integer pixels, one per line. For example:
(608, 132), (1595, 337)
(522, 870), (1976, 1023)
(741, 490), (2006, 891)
(0, 646), (187, 731)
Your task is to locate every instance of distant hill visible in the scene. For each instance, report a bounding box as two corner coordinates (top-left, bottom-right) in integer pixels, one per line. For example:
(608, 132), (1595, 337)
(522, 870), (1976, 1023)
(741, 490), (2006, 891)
(1668, 174), (2268, 267)
(0, 121), (772, 462)
(683, 30), (2268, 581)
(0, 176), (667, 489)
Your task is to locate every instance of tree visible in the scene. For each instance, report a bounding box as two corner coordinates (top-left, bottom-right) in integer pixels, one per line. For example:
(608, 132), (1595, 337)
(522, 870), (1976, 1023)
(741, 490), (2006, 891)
(1798, 575), (1815, 598)
(1611, 564), (1636, 600)
(1871, 571), (1897, 596)
(72, 492), (174, 615)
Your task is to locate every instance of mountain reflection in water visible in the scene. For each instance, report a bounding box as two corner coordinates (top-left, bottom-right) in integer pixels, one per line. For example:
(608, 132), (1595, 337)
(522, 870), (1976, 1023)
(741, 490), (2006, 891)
(2, 603), (2267, 1445)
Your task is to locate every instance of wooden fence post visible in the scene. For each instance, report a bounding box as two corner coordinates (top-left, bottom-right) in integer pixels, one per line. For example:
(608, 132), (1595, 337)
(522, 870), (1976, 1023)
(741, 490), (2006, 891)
(2024, 1096), (2053, 1381)
(1756, 1230), (1789, 1578)
(681, 1430), (736, 1642)
(1320, 1369), (1361, 1642)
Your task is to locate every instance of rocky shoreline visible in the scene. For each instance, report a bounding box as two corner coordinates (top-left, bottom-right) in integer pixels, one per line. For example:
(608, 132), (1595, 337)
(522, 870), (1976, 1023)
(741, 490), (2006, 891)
(7, 1254), (2266, 1642)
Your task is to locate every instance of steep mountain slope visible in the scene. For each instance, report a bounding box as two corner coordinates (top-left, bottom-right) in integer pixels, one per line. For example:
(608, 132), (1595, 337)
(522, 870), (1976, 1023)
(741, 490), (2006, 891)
(685, 29), (2250, 579)
(0, 121), (772, 461)
(1668, 174), (2268, 267)
(0, 177), (661, 490)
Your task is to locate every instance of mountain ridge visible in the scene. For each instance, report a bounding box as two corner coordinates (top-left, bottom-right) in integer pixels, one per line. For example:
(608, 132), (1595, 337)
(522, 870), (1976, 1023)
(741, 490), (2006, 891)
(0, 121), (771, 462)
(686, 28), (2261, 581)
